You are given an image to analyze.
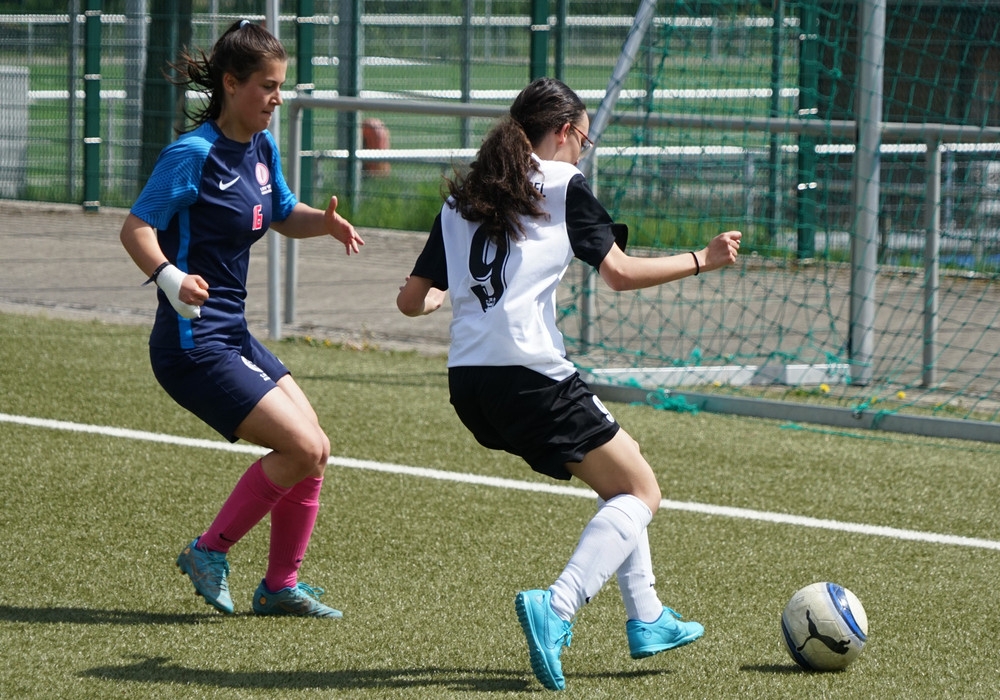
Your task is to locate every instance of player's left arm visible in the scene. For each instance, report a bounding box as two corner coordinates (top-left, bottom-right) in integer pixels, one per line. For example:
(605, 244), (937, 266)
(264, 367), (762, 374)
(598, 230), (741, 292)
(564, 173), (740, 291)
(271, 196), (365, 255)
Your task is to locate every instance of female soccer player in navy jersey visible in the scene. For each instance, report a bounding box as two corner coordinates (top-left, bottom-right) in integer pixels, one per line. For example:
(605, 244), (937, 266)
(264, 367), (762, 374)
(397, 77), (741, 690)
(120, 20), (364, 618)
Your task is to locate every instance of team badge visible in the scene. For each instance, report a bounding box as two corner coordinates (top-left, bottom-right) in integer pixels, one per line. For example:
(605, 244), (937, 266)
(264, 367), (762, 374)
(255, 162), (272, 196)
(255, 162), (270, 185)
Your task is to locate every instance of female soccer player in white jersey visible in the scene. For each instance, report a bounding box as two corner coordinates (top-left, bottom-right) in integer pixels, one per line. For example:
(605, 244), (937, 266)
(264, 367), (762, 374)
(120, 20), (364, 618)
(397, 77), (741, 690)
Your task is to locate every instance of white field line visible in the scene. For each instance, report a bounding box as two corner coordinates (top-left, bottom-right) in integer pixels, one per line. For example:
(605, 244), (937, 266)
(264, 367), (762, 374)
(4, 412), (1000, 552)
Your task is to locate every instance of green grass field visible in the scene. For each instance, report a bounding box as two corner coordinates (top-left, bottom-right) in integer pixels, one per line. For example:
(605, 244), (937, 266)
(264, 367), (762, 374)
(2, 312), (999, 698)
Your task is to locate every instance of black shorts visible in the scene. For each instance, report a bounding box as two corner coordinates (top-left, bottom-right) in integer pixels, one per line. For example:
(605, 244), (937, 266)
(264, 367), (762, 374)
(448, 365), (620, 481)
(150, 334), (290, 442)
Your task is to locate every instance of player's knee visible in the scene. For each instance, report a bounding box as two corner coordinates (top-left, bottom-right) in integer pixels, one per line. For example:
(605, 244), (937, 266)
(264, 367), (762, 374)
(625, 440), (660, 512)
(633, 468), (661, 515)
(308, 431), (330, 475)
(314, 434), (330, 478)
(640, 484), (661, 515)
(626, 432), (642, 454)
(291, 429), (329, 479)
(316, 430), (331, 465)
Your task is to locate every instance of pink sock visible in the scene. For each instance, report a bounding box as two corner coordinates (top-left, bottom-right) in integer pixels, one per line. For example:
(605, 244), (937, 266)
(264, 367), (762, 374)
(199, 460), (290, 553)
(264, 476), (323, 592)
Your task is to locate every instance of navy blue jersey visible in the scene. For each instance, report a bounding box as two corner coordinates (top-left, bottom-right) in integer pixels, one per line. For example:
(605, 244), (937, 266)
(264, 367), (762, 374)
(131, 121), (297, 350)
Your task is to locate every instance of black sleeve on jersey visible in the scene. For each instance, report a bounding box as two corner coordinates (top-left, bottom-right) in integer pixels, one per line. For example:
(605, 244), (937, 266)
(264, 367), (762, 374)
(411, 213), (449, 290)
(565, 174), (628, 270)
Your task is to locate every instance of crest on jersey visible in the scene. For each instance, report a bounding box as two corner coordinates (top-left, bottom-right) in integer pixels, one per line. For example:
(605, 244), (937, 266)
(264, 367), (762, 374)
(255, 162), (270, 186)
(256, 162), (272, 195)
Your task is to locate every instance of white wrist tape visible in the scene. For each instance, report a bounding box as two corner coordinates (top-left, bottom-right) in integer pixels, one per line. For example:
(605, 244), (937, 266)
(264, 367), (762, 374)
(155, 264), (201, 319)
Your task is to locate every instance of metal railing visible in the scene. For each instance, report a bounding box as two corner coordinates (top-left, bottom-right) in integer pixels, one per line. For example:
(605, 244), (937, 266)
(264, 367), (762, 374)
(280, 93), (1000, 391)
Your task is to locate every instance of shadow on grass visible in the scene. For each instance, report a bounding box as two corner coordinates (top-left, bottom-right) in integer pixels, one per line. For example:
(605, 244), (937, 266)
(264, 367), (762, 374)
(80, 656), (669, 692)
(81, 656), (532, 692)
(0, 605), (219, 625)
(740, 663), (804, 674)
(573, 669), (671, 680)
(296, 370), (448, 388)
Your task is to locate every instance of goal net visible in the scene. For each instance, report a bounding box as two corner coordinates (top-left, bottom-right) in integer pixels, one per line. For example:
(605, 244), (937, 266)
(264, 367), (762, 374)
(560, 0), (1000, 441)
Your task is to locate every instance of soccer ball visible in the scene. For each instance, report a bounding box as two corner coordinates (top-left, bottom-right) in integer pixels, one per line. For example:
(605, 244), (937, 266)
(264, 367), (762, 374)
(780, 582), (869, 671)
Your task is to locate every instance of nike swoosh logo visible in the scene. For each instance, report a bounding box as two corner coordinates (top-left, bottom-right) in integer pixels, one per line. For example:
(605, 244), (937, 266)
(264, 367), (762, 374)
(219, 176), (241, 190)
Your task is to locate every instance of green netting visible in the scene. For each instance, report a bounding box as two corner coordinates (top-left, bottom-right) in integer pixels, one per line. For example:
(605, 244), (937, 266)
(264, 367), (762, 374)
(561, 0), (1000, 437)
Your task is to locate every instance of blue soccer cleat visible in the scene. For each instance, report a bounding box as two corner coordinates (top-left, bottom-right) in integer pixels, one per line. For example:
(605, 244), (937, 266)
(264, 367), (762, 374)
(176, 537), (234, 615)
(252, 580), (343, 619)
(515, 589), (574, 691)
(626, 606), (704, 659)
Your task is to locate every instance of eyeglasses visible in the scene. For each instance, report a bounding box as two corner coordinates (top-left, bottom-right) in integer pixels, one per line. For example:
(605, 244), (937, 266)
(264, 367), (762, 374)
(570, 124), (594, 153)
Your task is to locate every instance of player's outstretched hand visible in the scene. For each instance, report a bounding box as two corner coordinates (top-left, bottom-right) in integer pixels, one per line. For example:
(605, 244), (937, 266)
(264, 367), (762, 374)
(324, 195), (365, 255)
(702, 230), (741, 272)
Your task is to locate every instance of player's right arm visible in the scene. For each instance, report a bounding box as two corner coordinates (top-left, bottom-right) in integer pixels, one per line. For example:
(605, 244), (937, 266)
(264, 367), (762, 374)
(120, 213), (209, 314)
(397, 275), (446, 317)
(122, 137), (211, 317)
(397, 213), (448, 317)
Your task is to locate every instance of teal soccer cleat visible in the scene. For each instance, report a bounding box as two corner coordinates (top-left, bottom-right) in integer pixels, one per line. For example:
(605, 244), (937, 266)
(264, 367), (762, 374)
(252, 580), (343, 619)
(626, 606), (704, 659)
(515, 589), (574, 691)
(176, 537), (234, 615)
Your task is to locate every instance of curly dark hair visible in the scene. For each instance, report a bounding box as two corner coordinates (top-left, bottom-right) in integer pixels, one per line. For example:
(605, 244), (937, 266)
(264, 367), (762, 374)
(167, 20), (287, 130)
(447, 77), (588, 244)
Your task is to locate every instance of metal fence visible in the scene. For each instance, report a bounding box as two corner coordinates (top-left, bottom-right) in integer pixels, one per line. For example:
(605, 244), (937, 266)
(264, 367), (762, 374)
(0, 3), (797, 215)
(3, 4), (997, 234)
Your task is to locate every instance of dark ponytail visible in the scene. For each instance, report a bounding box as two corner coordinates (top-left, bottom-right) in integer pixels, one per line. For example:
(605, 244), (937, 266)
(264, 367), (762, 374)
(446, 118), (542, 243)
(167, 20), (287, 131)
(447, 77), (588, 244)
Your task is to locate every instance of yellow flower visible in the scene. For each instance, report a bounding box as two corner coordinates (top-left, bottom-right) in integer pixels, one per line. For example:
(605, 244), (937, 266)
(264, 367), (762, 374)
(819, 383), (830, 393)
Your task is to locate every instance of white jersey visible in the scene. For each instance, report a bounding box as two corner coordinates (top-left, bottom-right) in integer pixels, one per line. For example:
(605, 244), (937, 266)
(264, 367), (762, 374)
(411, 156), (627, 380)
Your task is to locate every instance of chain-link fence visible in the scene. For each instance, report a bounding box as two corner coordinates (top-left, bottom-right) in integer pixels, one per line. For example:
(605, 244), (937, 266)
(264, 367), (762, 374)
(1, 1), (680, 218)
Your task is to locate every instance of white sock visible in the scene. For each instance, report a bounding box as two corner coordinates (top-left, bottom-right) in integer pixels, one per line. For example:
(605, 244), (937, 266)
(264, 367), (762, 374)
(549, 494), (652, 621)
(617, 528), (664, 622)
(598, 497), (664, 623)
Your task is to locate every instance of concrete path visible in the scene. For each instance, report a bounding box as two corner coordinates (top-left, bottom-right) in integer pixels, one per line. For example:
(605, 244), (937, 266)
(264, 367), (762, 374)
(0, 199), (451, 356)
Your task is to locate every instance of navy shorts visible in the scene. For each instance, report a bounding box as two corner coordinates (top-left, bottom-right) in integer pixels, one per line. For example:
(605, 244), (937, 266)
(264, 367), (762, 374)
(150, 334), (289, 442)
(448, 366), (620, 481)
